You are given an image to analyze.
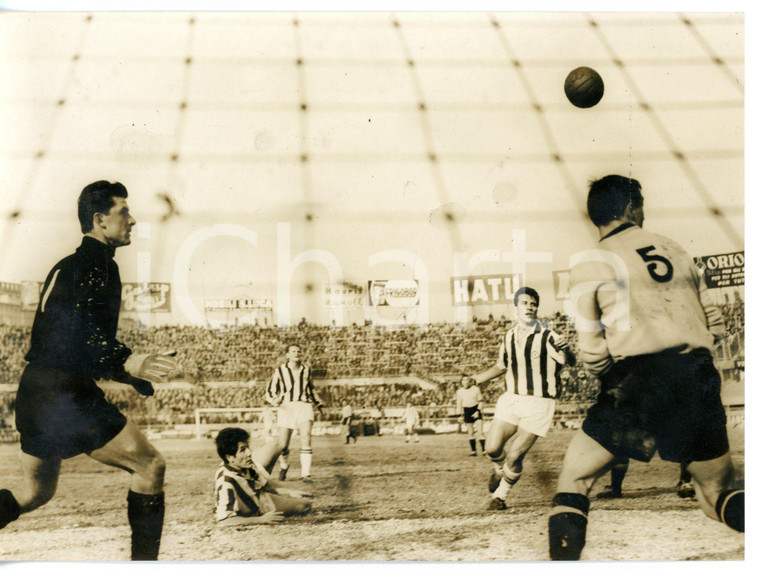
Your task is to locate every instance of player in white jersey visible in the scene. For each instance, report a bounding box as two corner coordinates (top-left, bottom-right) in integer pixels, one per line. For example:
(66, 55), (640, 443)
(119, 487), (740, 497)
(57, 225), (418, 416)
(548, 175), (743, 560)
(455, 375), (485, 456)
(340, 400), (357, 444)
(258, 344), (323, 482)
(472, 287), (573, 510)
(400, 402), (420, 443)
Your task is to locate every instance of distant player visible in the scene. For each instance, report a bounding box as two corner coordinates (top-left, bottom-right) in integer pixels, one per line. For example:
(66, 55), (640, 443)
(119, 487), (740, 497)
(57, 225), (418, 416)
(260, 344), (323, 482)
(214, 428), (312, 525)
(0, 181), (179, 560)
(597, 457), (695, 499)
(471, 287), (573, 510)
(455, 375), (486, 456)
(548, 175), (743, 560)
(400, 402), (421, 443)
(341, 400), (357, 444)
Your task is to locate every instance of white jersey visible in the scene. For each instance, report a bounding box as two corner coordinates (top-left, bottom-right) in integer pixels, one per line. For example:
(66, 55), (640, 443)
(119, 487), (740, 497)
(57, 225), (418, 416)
(401, 406), (420, 425)
(456, 386), (483, 410)
(570, 223), (724, 375)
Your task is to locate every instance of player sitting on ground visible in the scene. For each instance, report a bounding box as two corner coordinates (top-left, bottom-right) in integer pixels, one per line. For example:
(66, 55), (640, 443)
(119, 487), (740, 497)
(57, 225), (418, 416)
(214, 427), (313, 526)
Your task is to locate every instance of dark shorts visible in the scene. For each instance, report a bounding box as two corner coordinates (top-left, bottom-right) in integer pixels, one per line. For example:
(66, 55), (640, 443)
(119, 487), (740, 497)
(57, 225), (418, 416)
(463, 405), (483, 424)
(582, 349), (729, 463)
(15, 364), (127, 459)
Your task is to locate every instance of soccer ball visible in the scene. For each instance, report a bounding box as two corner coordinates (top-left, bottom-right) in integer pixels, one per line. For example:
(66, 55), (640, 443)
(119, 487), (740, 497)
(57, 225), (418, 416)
(564, 67), (604, 108)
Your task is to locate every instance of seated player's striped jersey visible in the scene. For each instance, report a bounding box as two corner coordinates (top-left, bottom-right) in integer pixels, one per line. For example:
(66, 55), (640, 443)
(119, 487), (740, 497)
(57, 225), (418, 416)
(569, 223), (724, 376)
(266, 363), (320, 405)
(214, 460), (270, 522)
(496, 322), (566, 399)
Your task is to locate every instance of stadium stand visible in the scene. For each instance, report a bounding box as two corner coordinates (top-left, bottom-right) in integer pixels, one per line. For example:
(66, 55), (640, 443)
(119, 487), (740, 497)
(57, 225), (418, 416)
(0, 300), (744, 429)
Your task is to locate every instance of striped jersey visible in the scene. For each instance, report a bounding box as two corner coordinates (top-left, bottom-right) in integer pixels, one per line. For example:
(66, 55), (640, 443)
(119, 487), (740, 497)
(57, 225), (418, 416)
(214, 459), (270, 522)
(569, 223), (725, 376)
(495, 322), (566, 399)
(266, 362), (320, 406)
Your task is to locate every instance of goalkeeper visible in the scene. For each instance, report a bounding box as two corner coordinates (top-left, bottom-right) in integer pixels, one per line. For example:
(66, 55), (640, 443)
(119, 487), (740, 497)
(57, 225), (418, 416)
(0, 181), (179, 561)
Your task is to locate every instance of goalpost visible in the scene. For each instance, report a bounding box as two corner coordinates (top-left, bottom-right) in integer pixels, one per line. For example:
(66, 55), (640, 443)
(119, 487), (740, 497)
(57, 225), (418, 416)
(193, 407), (273, 440)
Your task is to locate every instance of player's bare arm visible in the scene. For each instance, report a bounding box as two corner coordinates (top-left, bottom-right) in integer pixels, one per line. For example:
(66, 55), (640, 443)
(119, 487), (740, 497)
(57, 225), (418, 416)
(472, 365), (504, 385)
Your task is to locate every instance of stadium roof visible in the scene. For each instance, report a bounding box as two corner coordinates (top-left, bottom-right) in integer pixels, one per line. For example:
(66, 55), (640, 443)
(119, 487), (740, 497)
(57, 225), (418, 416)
(0, 5), (747, 325)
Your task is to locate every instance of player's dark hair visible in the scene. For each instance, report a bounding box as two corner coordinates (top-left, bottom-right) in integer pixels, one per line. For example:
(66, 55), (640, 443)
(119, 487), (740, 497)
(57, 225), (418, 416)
(286, 343), (301, 353)
(514, 286), (540, 306)
(215, 427), (250, 462)
(586, 175), (643, 227)
(78, 180), (128, 233)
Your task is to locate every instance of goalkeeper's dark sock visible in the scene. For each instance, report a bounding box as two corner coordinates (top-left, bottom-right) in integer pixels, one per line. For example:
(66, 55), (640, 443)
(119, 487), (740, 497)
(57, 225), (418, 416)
(127, 490), (165, 561)
(0, 489), (21, 530)
(548, 493), (590, 561)
(469, 439), (477, 452)
(479, 439), (486, 452)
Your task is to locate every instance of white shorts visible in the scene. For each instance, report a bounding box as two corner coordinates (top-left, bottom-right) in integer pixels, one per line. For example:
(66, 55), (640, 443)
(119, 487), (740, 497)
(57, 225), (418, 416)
(493, 392), (555, 437)
(277, 401), (315, 430)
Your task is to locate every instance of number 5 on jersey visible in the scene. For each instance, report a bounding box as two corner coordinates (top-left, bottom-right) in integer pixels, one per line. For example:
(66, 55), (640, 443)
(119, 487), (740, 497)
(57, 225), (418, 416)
(636, 246), (673, 283)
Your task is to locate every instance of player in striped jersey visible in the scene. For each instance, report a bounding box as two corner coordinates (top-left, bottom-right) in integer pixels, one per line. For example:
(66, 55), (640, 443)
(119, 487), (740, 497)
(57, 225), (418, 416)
(214, 428), (312, 525)
(455, 375), (486, 456)
(548, 175), (744, 560)
(260, 344), (323, 482)
(471, 287), (574, 510)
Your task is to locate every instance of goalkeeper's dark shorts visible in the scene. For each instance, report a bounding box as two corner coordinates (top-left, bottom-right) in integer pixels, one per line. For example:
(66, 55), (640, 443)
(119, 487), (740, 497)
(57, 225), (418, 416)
(582, 348), (729, 464)
(463, 405), (483, 424)
(15, 364), (127, 459)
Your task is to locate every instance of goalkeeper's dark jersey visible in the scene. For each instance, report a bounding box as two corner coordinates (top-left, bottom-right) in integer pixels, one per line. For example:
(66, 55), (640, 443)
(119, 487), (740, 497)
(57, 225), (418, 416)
(25, 236), (132, 380)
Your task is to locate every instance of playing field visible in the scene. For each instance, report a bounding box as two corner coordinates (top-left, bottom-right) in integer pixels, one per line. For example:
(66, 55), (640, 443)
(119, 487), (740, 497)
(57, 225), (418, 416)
(0, 424), (744, 561)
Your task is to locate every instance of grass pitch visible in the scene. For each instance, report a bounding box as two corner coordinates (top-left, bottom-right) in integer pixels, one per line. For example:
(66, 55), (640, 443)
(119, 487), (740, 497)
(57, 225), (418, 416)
(0, 425), (744, 561)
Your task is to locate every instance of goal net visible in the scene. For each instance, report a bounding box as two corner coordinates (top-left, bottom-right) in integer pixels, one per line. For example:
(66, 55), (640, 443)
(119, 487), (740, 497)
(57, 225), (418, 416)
(193, 407), (275, 440)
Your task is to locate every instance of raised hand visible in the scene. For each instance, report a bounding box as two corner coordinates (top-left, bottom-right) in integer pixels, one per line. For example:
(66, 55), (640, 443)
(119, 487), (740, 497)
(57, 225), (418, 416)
(124, 351), (179, 383)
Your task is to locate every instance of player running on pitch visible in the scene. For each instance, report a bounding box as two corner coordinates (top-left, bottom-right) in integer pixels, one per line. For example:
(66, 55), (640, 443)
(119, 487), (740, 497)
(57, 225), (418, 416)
(471, 287), (574, 510)
(455, 374), (486, 456)
(548, 175), (743, 560)
(0, 181), (179, 560)
(259, 344), (323, 482)
(214, 428), (312, 525)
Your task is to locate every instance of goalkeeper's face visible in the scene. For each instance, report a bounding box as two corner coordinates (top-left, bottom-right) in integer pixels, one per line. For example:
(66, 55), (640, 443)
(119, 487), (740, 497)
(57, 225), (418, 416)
(227, 440), (254, 470)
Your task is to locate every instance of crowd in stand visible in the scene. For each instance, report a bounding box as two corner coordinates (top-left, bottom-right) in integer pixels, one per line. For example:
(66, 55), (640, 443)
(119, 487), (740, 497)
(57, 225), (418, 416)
(0, 298), (743, 428)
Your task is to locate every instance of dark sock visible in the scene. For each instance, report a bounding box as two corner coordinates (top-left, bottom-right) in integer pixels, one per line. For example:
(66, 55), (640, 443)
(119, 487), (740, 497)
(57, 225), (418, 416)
(469, 439), (476, 452)
(479, 439), (486, 452)
(610, 464), (628, 493)
(715, 489), (744, 532)
(679, 462), (692, 484)
(127, 490), (165, 561)
(0, 489), (21, 530)
(548, 493), (590, 561)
